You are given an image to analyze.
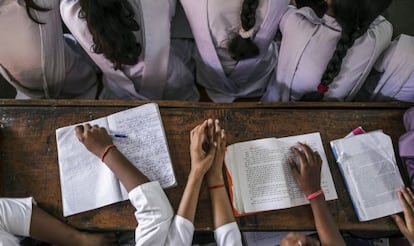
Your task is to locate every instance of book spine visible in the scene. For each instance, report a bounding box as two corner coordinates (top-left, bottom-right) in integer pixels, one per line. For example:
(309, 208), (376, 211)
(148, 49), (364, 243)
(330, 144), (365, 221)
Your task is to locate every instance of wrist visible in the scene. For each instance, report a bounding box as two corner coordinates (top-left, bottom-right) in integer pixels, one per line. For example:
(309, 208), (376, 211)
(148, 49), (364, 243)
(208, 184), (225, 191)
(207, 174), (224, 186)
(303, 186), (322, 196)
(101, 144), (117, 162)
(306, 190), (324, 200)
(189, 169), (206, 181)
(309, 193), (325, 205)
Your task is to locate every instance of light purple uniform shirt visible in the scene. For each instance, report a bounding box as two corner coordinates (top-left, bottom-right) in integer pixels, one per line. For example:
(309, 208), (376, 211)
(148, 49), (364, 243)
(263, 6), (393, 102)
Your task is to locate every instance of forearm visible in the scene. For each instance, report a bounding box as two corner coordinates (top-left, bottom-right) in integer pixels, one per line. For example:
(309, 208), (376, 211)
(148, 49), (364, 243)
(310, 196), (345, 246)
(103, 148), (149, 192)
(208, 174), (235, 228)
(30, 206), (83, 246)
(177, 172), (204, 224)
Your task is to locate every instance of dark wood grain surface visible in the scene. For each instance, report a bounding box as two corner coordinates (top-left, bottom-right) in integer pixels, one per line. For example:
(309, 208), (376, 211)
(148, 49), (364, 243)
(0, 100), (412, 231)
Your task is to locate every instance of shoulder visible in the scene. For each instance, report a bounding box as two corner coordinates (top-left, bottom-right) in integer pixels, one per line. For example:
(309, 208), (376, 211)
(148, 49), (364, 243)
(280, 6), (325, 33)
(367, 16), (393, 40)
(376, 34), (414, 72)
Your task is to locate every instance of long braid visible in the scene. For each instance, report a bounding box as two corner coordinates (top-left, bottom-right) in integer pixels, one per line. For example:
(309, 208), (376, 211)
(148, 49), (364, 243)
(24, 0), (50, 24)
(228, 0), (260, 61)
(79, 0), (142, 70)
(301, 29), (365, 101)
(300, 0), (392, 101)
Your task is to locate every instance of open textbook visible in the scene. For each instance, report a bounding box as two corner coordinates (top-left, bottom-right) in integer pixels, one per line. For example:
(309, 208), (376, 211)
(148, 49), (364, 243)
(224, 132), (338, 216)
(331, 131), (403, 221)
(56, 103), (176, 217)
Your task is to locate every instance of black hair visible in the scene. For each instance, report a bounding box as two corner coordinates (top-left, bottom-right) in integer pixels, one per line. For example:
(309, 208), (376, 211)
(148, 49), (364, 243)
(296, 0), (328, 18)
(24, 0), (50, 24)
(300, 0), (393, 101)
(79, 0), (142, 70)
(228, 0), (260, 61)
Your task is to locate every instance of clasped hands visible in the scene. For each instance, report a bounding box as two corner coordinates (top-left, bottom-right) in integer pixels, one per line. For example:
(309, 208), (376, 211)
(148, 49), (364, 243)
(189, 119), (226, 185)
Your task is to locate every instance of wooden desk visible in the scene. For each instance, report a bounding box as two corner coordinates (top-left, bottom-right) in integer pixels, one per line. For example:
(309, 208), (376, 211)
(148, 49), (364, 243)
(0, 100), (412, 232)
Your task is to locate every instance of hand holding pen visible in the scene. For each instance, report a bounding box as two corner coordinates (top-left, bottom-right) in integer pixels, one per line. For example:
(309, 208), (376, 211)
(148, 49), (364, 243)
(75, 124), (115, 158)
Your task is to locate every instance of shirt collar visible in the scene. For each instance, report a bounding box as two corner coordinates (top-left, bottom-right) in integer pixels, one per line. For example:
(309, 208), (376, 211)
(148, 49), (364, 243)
(295, 6), (342, 32)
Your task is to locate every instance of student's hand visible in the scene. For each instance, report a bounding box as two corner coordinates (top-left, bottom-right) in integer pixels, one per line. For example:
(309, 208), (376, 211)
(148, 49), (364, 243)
(190, 119), (216, 177)
(392, 187), (414, 244)
(206, 119), (226, 186)
(281, 233), (320, 246)
(75, 124), (113, 158)
(288, 143), (322, 196)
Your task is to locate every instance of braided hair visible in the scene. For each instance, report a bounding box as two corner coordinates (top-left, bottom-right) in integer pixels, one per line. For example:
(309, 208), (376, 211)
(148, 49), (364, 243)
(228, 0), (260, 61)
(24, 0), (50, 24)
(79, 0), (142, 70)
(300, 0), (393, 101)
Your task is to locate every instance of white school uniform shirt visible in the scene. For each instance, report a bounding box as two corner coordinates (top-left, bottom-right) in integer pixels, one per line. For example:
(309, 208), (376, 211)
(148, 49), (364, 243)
(262, 6), (393, 102)
(60, 0), (199, 101)
(181, 0), (289, 102)
(369, 34), (414, 103)
(129, 181), (242, 246)
(0, 197), (33, 246)
(0, 0), (97, 99)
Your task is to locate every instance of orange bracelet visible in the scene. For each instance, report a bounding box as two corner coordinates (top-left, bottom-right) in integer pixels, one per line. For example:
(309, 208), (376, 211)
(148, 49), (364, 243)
(101, 144), (116, 162)
(306, 190), (324, 200)
(209, 184), (225, 190)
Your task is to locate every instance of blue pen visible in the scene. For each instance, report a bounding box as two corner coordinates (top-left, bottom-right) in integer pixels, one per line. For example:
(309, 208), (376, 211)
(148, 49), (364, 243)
(111, 134), (128, 138)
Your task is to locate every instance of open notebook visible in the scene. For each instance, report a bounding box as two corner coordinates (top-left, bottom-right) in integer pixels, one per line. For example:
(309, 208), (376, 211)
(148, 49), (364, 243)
(56, 103), (176, 216)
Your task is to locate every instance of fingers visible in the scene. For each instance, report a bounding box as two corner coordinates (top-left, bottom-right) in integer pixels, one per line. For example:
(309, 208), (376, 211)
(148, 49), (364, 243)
(314, 151), (322, 165)
(291, 146), (307, 166)
(207, 119), (215, 146)
(190, 120), (207, 147)
(400, 188), (414, 227)
(214, 119), (225, 147)
(405, 187), (414, 209)
(75, 125), (84, 141)
(221, 128), (226, 147)
(392, 214), (409, 236)
(288, 158), (300, 179)
(298, 142), (313, 162)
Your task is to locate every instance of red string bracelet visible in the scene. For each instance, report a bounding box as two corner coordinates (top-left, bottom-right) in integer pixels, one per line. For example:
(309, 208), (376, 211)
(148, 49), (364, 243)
(101, 144), (116, 162)
(209, 184), (225, 190)
(306, 190), (324, 200)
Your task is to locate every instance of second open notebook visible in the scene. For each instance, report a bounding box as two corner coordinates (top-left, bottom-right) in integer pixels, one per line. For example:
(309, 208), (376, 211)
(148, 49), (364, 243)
(56, 103), (176, 217)
(224, 132), (338, 217)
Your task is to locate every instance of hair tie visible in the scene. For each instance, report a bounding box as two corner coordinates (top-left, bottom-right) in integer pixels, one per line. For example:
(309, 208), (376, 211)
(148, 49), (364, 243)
(238, 28), (255, 39)
(317, 84), (329, 94)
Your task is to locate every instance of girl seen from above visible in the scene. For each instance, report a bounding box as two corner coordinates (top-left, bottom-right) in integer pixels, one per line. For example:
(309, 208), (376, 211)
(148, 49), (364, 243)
(0, 0), (98, 99)
(60, 0), (199, 100)
(262, 0), (394, 102)
(357, 34), (414, 103)
(180, 0), (289, 102)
